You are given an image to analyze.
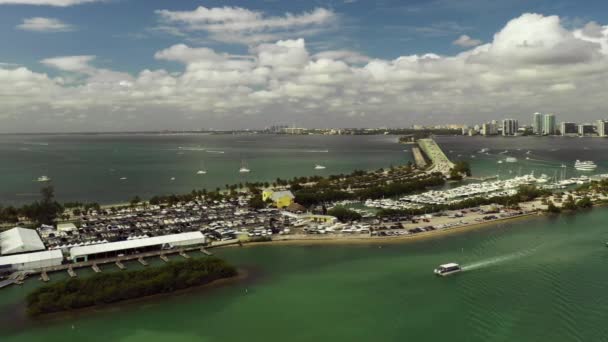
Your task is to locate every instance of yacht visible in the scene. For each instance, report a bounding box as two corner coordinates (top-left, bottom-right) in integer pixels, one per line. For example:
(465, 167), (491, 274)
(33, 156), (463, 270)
(434, 263), (461, 276)
(505, 157), (518, 163)
(574, 160), (597, 171)
(497, 160), (503, 164)
(36, 175), (51, 182)
(314, 164), (326, 170)
(479, 148), (490, 153)
(119, 177), (127, 180)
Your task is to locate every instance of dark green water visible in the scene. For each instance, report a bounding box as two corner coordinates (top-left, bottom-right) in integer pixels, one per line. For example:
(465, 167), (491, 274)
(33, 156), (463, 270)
(0, 134), (410, 205)
(3, 208), (608, 341)
(2, 134), (606, 205)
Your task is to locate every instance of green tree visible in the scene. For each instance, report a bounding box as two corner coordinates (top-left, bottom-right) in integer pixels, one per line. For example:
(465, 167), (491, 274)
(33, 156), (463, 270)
(546, 201), (561, 214)
(327, 207), (362, 222)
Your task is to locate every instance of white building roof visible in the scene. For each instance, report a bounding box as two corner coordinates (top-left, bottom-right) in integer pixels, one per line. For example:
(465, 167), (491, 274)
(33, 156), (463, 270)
(0, 227), (46, 255)
(70, 231), (206, 259)
(0, 249), (63, 267)
(271, 190), (294, 201)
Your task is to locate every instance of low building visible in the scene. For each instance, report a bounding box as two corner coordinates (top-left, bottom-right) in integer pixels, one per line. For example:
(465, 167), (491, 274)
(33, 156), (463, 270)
(262, 190), (295, 208)
(0, 227), (46, 255)
(69, 231), (206, 263)
(0, 250), (63, 273)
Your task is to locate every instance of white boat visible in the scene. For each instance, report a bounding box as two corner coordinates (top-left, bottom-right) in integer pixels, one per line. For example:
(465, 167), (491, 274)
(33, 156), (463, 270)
(239, 160), (250, 173)
(196, 170), (207, 175)
(119, 177), (127, 180)
(170, 177), (176, 181)
(478, 148), (489, 153)
(36, 175), (51, 182)
(574, 160), (597, 171)
(434, 263), (461, 276)
(497, 160), (503, 164)
(505, 157), (518, 163)
(314, 164), (326, 170)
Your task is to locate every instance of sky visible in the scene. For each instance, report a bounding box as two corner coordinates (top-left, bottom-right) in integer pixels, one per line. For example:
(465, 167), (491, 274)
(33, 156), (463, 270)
(1, 0), (608, 132)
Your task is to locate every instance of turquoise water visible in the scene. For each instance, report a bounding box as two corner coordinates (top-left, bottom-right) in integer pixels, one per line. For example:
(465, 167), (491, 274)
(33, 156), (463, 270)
(2, 208), (608, 341)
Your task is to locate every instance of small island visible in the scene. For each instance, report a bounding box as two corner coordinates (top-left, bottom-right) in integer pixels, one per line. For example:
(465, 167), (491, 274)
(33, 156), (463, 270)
(26, 257), (237, 316)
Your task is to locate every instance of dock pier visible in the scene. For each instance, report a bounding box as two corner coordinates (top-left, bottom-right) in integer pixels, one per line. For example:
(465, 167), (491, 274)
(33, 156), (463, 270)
(179, 250), (191, 259)
(67, 266), (77, 278)
(160, 254), (169, 262)
(137, 257), (148, 266)
(92, 263), (101, 273)
(115, 260), (126, 270)
(40, 271), (50, 282)
(200, 248), (213, 256)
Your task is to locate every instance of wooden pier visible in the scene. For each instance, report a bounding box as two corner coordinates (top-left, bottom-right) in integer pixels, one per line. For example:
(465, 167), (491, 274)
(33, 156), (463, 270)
(92, 263), (101, 273)
(200, 248), (213, 256)
(67, 266), (77, 278)
(179, 250), (191, 259)
(137, 257), (148, 266)
(115, 260), (126, 270)
(160, 254), (169, 262)
(40, 271), (50, 282)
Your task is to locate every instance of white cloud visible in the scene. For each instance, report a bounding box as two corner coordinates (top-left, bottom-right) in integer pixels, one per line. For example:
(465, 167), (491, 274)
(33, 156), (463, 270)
(0, 0), (99, 6)
(41, 55), (96, 73)
(155, 6), (337, 44)
(452, 34), (482, 47)
(17, 17), (75, 32)
(313, 50), (370, 64)
(3, 13), (608, 131)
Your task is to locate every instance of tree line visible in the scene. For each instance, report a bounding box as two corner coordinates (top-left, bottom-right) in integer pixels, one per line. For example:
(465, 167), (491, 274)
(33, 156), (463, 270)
(26, 257), (237, 316)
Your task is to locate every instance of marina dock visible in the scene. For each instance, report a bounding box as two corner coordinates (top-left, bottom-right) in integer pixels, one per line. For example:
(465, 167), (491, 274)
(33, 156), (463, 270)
(92, 263), (101, 273)
(179, 250), (191, 259)
(67, 266), (77, 278)
(115, 261), (126, 270)
(160, 254), (170, 262)
(138, 257), (148, 266)
(200, 248), (213, 256)
(41, 271), (50, 282)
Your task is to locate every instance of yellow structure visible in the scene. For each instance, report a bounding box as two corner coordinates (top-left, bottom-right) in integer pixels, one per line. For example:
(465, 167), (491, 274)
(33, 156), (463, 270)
(262, 189), (295, 208)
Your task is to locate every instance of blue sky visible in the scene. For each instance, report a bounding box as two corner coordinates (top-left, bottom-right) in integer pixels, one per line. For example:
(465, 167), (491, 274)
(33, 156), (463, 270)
(1, 0), (608, 132)
(1, 0), (605, 74)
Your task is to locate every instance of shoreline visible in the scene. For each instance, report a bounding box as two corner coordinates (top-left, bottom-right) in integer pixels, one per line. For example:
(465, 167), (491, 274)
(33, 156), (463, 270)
(0, 268), (250, 333)
(226, 211), (542, 248)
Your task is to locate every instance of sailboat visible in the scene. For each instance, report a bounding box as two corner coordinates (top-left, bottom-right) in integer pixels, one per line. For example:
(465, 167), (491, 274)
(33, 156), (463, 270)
(239, 160), (250, 173)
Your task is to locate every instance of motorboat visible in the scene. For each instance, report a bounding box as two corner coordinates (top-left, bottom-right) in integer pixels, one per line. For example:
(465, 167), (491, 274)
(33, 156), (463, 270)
(36, 175), (51, 182)
(197, 170), (207, 175)
(434, 263), (461, 276)
(574, 160), (597, 171)
(505, 157), (518, 163)
(314, 164), (326, 170)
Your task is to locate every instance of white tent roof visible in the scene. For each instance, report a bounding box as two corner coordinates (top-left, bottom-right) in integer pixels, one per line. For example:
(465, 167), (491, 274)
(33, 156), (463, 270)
(0, 249), (63, 267)
(0, 227), (46, 255)
(70, 232), (206, 259)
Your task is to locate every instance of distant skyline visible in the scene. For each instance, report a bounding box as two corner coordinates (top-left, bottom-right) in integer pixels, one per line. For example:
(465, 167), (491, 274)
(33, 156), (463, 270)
(1, 0), (608, 132)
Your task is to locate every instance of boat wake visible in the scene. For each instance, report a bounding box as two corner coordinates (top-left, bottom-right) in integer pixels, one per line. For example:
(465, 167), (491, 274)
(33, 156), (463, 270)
(462, 248), (537, 272)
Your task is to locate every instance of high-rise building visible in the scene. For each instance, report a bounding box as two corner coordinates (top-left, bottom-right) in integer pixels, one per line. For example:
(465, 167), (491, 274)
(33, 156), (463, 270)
(532, 112), (543, 134)
(560, 122), (577, 136)
(578, 123), (595, 136)
(481, 122), (498, 136)
(543, 114), (556, 135)
(597, 120), (608, 137)
(502, 119), (518, 136)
